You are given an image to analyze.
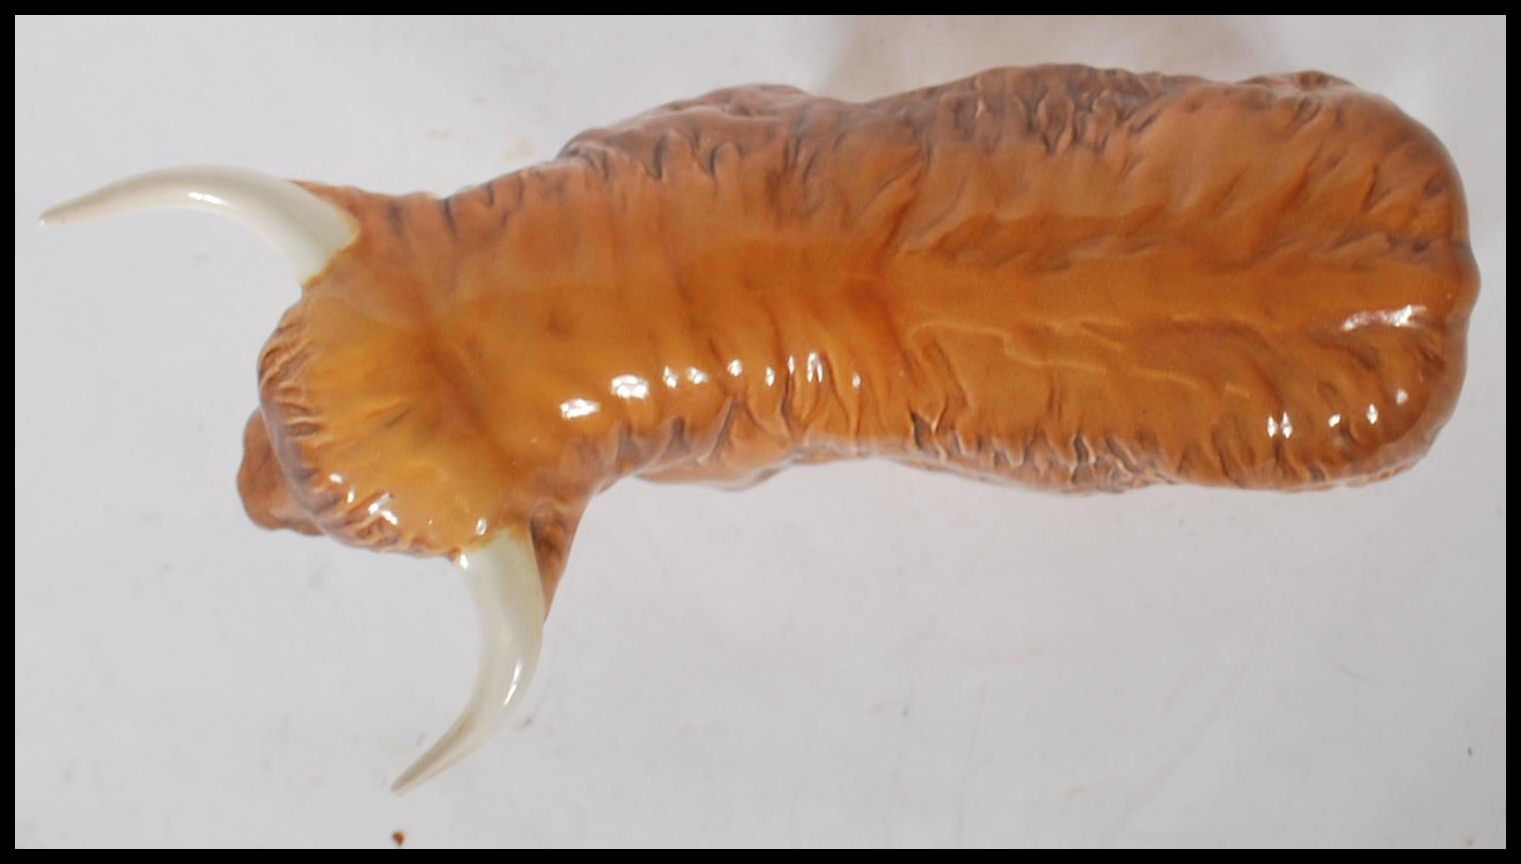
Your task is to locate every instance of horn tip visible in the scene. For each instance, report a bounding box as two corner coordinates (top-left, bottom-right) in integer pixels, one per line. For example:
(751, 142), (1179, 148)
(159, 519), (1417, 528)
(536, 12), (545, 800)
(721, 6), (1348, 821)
(389, 765), (429, 796)
(37, 204), (71, 227)
(389, 732), (470, 794)
(38, 194), (94, 227)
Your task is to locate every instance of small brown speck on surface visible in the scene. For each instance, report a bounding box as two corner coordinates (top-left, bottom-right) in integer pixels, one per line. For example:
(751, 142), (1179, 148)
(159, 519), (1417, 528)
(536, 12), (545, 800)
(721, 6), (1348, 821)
(392, 830), (406, 847)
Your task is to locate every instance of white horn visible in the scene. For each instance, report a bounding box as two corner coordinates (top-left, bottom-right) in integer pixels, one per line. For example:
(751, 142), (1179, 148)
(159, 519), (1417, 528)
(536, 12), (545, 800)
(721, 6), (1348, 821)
(391, 529), (546, 794)
(38, 166), (358, 283)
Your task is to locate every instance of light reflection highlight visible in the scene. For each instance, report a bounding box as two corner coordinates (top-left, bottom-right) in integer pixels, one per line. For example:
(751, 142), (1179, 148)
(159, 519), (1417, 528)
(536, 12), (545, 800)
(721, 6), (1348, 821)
(366, 492), (401, 526)
(806, 352), (824, 383)
(610, 374), (649, 399)
(1267, 412), (1293, 438)
(560, 398), (601, 419)
(1340, 304), (1425, 332)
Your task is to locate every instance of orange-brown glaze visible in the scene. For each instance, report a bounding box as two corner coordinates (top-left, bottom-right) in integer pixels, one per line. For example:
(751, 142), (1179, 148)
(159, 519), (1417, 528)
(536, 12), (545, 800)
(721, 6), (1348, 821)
(237, 409), (321, 536)
(240, 65), (1479, 592)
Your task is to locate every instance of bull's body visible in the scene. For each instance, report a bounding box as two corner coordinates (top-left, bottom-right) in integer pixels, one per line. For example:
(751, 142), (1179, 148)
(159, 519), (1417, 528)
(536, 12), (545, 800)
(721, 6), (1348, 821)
(251, 66), (1477, 583)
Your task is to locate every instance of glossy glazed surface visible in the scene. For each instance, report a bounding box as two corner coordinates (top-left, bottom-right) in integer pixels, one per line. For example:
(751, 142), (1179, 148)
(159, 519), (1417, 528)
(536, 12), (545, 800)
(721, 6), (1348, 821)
(240, 65), (1477, 599)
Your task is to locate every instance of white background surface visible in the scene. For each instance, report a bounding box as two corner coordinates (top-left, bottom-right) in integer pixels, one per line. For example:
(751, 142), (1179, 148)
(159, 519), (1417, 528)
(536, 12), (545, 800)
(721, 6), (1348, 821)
(13, 16), (1506, 848)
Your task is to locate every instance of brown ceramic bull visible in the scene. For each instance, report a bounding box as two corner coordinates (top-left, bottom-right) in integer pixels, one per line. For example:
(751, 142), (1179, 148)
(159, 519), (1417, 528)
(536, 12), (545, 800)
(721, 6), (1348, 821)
(41, 65), (1479, 791)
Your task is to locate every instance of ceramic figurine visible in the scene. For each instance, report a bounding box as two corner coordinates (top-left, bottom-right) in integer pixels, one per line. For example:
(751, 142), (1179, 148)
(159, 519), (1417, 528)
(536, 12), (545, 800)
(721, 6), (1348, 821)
(40, 65), (1479, 791)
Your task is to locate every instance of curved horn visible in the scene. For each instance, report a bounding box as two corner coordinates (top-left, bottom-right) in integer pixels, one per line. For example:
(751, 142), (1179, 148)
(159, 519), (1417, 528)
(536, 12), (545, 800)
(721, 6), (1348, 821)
(38, 166), (357, 283)
(391, 529), (546, 794)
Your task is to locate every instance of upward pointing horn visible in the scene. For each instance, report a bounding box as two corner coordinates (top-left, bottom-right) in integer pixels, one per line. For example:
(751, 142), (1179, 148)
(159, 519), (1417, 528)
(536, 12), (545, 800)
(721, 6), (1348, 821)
(39, 165), (358, 283)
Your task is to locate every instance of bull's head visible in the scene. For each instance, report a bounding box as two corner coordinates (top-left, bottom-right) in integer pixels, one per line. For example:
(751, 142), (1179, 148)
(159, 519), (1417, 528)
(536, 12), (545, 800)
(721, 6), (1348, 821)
(41, 167), (556, 792)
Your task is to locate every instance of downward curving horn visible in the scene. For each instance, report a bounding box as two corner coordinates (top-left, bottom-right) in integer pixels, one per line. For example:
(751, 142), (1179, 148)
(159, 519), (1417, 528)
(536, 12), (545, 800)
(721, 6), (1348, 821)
(39, 165), (357, 283)
(392, 530), (547, 794)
